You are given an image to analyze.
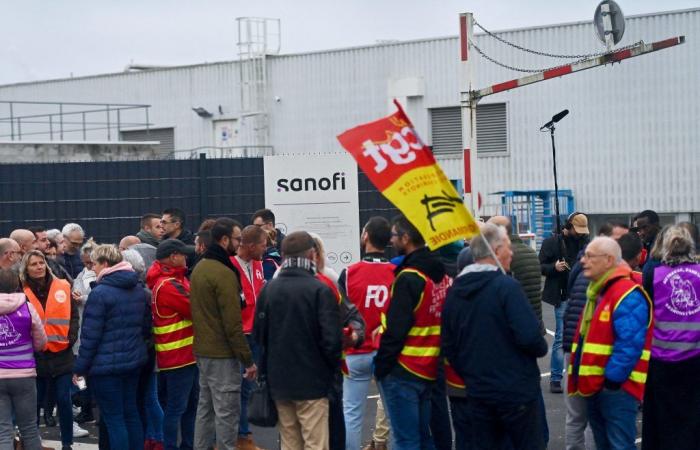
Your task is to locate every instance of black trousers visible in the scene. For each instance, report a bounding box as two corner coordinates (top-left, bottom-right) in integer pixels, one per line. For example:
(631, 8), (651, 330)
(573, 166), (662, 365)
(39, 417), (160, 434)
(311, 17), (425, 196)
(466, 397), (543, 450)
(642, 355), (700, 450)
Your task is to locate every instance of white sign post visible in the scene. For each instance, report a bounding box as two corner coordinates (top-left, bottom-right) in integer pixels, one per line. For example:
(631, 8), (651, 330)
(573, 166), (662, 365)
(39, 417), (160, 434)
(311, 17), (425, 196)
(263, 154), (361, 273)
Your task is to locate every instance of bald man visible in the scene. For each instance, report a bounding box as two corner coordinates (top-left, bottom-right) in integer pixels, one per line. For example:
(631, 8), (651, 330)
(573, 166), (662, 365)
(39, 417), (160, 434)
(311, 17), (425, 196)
(119, 235), (157, 271)
(567, 237), (652, 450)
(0, 238), (21, 270)
(9, 229), (35, 256)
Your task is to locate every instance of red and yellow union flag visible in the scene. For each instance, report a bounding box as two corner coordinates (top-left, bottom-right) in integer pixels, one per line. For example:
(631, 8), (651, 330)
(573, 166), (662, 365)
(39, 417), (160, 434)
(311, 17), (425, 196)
(337, 100), (479, 249)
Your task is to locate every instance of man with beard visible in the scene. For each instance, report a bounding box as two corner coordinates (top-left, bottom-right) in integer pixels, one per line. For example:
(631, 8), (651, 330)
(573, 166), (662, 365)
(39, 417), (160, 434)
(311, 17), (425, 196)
(539, 212), (589, 394)
(374, 215), (451, 450)
(190, 218), (257, 450)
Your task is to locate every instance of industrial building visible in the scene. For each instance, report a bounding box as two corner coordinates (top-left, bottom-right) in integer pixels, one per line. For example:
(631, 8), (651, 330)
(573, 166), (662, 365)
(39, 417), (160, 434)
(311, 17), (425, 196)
(0, 8), (698, 231)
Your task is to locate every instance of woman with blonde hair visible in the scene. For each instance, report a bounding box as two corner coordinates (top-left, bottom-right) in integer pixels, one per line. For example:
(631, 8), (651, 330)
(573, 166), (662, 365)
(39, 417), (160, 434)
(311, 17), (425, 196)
(19, 250), (80, 450)
(73, 244), (151, 450)
(641, 225), (699, 450)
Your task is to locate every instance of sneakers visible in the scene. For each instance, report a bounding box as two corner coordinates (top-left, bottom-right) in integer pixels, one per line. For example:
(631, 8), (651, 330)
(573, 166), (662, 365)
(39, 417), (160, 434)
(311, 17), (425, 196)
(550, 380), (563, 394)
(236, 434), (264, 450)
(72, 421), (89, 438)
(362, 440), (388, 450)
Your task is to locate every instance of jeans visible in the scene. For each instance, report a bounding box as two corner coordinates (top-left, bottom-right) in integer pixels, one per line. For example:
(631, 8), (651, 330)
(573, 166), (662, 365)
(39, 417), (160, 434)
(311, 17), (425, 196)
(143, 372), (164, 442)
(343, 352), (375, 450)
(90, 371), (144, 450)
(550, 303), (565, 382)
(467, 397), (543, 450)
(379, 374), (435, 450)
(239, 335), (259, 437)
(37, 373), (73, 446)
(161, 364), (198, 450)
(587, 388), (638, 450)
(0, 378), (41, 450)
(194, 357), (242, 450)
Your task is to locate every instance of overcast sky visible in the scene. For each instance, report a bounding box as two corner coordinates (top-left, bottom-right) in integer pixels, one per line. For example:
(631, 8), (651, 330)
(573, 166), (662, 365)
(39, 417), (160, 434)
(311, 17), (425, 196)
(2, 0), (697, 85)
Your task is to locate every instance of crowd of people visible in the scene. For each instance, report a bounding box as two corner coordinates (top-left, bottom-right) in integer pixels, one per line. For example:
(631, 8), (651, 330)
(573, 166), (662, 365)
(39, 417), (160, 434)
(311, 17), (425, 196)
(0, 205), (697, 450)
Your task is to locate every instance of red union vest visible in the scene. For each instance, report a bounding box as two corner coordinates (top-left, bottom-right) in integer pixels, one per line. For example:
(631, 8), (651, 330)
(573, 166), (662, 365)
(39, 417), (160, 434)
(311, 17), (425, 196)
(444, 358), (466, 397)
(394, 269), (452, 381)
(568, 267), (653, 402)
(346, 259), (395, 355)
(152, 276), (195, 371)
(231, 257), (265, 334)
(24, 278), (71, 353)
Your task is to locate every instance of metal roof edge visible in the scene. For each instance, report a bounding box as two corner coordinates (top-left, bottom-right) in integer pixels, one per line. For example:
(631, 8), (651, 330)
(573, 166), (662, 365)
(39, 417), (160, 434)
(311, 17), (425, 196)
(0, 7), (696, 88)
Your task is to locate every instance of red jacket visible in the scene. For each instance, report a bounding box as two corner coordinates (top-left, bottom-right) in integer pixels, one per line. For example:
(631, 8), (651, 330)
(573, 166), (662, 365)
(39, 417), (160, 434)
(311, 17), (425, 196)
(146, 261), (195, 371)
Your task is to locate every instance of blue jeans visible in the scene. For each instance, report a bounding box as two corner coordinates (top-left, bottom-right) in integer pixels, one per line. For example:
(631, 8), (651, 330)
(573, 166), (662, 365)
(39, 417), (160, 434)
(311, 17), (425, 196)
(161, 364), (198, 450)
(90, 371), (143, 450)
(37, 373), (73, 446)
(343, 352), (375, 450)
(143, 372), (164, 442)
(550, 303), (565, 382)
(239, 335), (259, 437)
(379, 374), (435, 450)
(587, 388), (639, 450)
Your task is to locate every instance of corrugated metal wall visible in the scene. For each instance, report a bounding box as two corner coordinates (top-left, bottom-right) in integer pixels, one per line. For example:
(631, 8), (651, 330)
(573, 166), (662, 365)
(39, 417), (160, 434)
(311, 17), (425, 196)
(0, 8), (697, 215)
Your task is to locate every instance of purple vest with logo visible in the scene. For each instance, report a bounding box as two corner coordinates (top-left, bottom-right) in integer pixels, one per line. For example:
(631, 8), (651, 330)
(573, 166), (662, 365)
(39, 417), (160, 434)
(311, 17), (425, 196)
(0, 302), (35, 370)
(652, 263), (700, 362)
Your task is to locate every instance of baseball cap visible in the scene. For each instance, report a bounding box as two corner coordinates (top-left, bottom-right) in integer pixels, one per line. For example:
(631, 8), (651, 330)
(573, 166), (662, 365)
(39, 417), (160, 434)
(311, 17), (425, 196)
(571, 214), (590, 235)
(156, 239), (194, 260)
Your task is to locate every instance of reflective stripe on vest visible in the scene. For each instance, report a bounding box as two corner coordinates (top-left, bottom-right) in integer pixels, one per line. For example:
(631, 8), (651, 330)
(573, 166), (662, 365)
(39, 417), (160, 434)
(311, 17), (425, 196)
(23, 279), (71, 353)
(393, 269), (451, 381)
(568, 270), (652, 402)
(0, 302), (35, 370)
(152, 276), (195, 370)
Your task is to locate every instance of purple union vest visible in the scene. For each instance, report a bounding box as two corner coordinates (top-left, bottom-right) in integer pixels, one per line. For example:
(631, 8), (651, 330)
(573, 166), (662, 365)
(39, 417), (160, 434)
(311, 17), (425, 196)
(0, 302), (35, 370)
(652, 263), (700, 362)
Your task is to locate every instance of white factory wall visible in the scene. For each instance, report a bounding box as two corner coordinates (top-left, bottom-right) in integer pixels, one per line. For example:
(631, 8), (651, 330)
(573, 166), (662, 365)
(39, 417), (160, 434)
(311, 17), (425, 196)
(0, 8), (697, 216)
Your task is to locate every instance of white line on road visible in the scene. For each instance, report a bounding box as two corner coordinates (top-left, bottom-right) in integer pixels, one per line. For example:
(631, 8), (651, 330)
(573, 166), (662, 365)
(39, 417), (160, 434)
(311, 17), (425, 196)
(636, 438), (642, 444)
(546, 329), (555, 336)
(367, 394), (380, 399)
(540, 372), (551, 378)
(44, 442), (97, 449)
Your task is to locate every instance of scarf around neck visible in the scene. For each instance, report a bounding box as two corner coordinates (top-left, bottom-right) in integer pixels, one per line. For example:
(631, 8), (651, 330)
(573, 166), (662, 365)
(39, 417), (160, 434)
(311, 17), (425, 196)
(579, 268), (616, 337)
(202, 243), (241, 282)
(281, 257), (316, 275)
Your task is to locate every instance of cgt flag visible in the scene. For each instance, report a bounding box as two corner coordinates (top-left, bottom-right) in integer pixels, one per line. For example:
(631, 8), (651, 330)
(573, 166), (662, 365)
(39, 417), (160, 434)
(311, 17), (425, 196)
(337, 100), (479, 249)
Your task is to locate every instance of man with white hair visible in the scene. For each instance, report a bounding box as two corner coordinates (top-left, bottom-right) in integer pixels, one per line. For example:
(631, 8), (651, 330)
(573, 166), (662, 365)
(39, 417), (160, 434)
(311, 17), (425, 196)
(568, 237), (652, 450)
(62, 223), (85, 278)
(442, 223), (548, 449)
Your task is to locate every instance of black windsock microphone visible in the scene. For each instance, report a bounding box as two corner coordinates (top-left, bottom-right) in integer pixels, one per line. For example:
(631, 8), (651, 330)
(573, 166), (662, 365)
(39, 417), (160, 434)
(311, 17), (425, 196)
(540, 109), (569, 130)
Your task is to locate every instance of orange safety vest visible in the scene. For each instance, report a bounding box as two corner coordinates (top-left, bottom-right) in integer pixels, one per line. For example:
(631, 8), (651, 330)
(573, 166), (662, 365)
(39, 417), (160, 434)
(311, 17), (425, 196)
(394, 269), (451, 381)
(24, 278), (71, 353)
(152, 277), (195, 371)
(568, 268), (652, 402)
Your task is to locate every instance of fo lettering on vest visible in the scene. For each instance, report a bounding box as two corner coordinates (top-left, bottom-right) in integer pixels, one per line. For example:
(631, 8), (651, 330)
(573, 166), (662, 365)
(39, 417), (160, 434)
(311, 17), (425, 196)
(652, 263), (700, 362)
(0, 303), (35, 370)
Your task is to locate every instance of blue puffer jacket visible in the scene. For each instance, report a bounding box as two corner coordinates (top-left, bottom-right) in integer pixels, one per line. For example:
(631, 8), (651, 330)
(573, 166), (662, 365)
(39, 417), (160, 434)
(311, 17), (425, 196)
(74, 269), (150, 376)
(605, 288), (649, 384)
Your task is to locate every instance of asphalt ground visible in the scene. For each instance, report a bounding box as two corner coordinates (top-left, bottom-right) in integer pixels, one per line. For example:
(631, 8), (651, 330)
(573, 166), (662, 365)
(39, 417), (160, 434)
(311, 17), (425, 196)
(41, 304), (643, 449)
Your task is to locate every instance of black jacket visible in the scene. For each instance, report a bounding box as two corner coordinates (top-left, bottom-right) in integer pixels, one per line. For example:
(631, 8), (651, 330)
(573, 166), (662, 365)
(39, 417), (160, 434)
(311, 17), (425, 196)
(539, 233), (588, 307)
(254, 266), (342, 401)
(374, 247), (446, 381)
(563, 251), (588, 353)
(441, 267), (548, 404)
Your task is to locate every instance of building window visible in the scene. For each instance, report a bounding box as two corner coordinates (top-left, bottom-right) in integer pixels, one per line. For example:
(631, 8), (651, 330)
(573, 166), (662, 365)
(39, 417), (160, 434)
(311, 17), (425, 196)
(430, 103), (508, 156)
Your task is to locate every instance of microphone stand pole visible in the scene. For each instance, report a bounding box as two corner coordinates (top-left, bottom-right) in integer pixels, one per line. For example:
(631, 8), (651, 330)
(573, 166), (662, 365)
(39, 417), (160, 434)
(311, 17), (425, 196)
(549, 124), (562, 235)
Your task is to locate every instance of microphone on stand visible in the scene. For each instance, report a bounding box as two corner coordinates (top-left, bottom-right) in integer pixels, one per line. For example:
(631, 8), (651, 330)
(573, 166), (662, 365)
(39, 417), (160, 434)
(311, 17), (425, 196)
(540, 109), (569, 130)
